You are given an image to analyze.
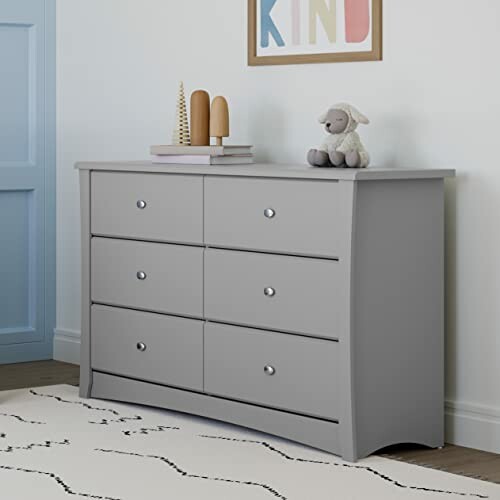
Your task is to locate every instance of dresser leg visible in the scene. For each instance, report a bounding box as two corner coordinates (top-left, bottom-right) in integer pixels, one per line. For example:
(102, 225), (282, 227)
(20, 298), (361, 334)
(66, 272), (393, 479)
(79, 368), (93, 399)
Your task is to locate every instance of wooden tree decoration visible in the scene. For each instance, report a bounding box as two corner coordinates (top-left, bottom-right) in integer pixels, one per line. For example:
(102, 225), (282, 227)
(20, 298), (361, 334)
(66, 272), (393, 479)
(172, 81), (190, 145)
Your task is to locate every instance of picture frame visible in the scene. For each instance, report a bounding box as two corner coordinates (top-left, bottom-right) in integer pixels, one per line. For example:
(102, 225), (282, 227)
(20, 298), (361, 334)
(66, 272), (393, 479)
(248, 0), (382, 66)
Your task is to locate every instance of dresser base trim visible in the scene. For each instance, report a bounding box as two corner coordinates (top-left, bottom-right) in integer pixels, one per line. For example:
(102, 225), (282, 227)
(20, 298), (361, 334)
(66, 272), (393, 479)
(90, 371), (341, 457)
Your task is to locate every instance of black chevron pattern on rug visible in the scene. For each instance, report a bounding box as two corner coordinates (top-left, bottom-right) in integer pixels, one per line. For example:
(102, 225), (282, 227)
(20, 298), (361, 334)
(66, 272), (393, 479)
(0, 464), (122, 500)
(10, 388), (491, 500)
(122, 425), (180, 436)
(89, 416), (143, 426)
(29, 390), (142, 421)
(0, 439), (70, 454)
(95, 448), (287, 500)
(199, 435), (489, 499)
(0, 412), (45, 425)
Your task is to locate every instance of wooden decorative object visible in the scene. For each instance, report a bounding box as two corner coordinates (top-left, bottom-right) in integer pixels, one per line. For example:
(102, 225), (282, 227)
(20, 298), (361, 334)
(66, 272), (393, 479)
(248, 0), (382, 66)
(190, 90), (210, 146)
(172, 81), (190, 145)
(210, 96), (229, 146)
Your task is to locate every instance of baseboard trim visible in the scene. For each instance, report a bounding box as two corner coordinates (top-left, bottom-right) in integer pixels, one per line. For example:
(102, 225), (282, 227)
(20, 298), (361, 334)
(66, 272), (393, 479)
(52, 328), (500, 453)
(53, 328), (80, 365)
(445, 400), (500, 454)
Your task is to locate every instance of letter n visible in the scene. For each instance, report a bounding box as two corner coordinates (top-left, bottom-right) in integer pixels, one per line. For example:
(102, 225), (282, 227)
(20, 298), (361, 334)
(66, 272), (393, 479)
(309, 0), (337, 44)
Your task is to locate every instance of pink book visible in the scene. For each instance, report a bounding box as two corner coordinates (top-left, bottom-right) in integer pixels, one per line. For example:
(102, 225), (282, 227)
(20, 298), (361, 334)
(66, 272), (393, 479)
(151, 155), (254, 165)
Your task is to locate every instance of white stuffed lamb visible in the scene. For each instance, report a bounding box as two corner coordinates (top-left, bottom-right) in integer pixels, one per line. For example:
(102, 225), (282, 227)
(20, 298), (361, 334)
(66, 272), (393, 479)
(307, 103), (370, 168)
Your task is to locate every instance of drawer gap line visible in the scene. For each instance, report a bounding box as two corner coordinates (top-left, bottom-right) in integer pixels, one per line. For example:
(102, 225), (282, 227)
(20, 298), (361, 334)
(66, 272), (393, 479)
(205, 245), (340, 262)
(205, 319), (340, 343)
(91, 303), (205, 323)
(91, 234), (205, 249)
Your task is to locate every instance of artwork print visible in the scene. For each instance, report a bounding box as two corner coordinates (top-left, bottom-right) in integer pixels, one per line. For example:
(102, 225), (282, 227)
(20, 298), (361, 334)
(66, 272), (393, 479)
(248, 0), (382, 65)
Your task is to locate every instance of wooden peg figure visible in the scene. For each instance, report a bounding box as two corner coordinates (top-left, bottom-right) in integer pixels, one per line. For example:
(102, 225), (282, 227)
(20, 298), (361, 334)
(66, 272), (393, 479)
(210, 96), (229, 146)
(190, 90), (210, 146)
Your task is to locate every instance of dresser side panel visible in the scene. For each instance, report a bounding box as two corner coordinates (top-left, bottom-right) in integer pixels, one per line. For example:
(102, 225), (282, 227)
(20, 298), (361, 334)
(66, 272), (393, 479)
(335, 180), (358, 461)
(79, 169), (92, 397)
(351, 179), (445, 458)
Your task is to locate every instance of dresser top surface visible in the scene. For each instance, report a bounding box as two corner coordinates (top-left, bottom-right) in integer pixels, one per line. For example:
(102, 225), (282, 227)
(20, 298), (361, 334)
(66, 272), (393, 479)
(76, 161), (455, 181)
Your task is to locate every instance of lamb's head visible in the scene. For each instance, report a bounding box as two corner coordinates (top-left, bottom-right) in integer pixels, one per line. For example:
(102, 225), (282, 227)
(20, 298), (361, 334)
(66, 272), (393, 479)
(319, 103), (370, 135)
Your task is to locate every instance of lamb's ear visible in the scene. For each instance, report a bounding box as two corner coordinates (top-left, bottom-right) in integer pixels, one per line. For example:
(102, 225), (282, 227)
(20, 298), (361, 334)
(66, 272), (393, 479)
(318, 110), (329, 124)
(349, 106), (370, 125)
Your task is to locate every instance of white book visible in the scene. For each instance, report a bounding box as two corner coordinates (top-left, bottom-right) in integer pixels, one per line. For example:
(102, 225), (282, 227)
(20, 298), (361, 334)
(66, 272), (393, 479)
(150, 145), (253, 156)
(151, 155), (254, 165)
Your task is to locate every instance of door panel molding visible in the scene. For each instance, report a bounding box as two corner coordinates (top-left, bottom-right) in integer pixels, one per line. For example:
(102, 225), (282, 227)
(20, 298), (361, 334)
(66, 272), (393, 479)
(0, 0), (55, 364)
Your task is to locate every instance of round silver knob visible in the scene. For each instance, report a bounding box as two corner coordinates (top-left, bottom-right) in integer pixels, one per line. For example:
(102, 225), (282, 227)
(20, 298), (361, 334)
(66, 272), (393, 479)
(136, 271), (147, 280)
(137, 200), (147, 209)
(137, 342), (147, 352)
(264, 208), (276, 219)
(264, 365), (276, 376)
(264, 287), (276, 297)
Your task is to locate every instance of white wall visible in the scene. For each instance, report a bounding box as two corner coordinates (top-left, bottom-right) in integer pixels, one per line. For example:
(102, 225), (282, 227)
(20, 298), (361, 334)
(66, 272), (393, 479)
(56, 0), (500, 452)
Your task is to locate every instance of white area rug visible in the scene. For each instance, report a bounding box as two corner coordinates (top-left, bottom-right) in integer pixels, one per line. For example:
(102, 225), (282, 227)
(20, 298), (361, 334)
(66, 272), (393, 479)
(0, 385), (498, 500)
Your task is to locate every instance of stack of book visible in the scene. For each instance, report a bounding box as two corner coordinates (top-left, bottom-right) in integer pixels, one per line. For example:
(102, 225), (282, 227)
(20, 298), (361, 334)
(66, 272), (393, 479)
(150, 145), (253, 165)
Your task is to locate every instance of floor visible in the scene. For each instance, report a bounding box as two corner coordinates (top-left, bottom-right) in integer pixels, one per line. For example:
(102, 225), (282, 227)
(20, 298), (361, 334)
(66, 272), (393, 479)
(0, 360), (79, 392)
(1, 361), (498, 485)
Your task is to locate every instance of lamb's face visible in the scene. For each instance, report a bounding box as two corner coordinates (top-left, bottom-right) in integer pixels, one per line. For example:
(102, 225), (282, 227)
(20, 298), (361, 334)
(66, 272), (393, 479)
(323, 109), (349, 134)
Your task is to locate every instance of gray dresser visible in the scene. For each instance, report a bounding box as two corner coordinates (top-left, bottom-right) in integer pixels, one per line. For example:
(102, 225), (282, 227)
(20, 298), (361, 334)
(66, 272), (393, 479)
(77, 162), (454, 461)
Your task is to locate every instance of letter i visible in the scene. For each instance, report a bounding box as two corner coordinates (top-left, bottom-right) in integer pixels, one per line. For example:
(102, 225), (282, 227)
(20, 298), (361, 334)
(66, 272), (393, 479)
(291, 0), (301, 45)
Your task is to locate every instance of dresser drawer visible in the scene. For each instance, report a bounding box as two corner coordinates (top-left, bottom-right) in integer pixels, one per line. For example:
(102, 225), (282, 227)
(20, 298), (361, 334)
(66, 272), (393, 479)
(204, 249), (342, 338)
(91, 305), (203, 391)
(204, 177), (342, 257)
(91, 172), (203, 244)
(91, 238), (203, 317)
(204, 323), (339, 419)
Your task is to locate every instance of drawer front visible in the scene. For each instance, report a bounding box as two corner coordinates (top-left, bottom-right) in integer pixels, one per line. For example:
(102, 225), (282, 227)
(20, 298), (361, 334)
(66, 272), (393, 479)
(91, 172), (203, 244)
(92, 305), (203, 391)
(204, 323), (339, 419)
(92, 238), (203, 317)
(204, 177), (342, 257)
(204, 249), (342, 338)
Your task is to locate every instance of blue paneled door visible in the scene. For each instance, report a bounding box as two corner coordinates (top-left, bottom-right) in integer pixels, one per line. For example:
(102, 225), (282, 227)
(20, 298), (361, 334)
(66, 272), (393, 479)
(0, 0), (55, 363)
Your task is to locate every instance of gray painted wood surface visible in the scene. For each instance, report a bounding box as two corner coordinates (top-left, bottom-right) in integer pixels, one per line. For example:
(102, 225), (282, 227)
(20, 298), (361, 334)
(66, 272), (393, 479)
(77, 161), (455, 181)
(91, 171), (203, 244)
(204, 249), (343, 338)
(7, 361), (500, 486)
(78, 163), (454, 461)
(79, 170), (92, 397)
(92, 305), (203, 391)
(92, 371), (341, 455)
(91, 238), (203, 318)
(205, 176), (342, 257)
(349, 179), (446, 459)
(204, 323), (340, 419)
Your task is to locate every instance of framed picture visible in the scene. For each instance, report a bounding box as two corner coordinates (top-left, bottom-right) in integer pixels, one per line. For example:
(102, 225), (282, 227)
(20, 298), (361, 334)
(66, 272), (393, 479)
(248, 0), (382, 66)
